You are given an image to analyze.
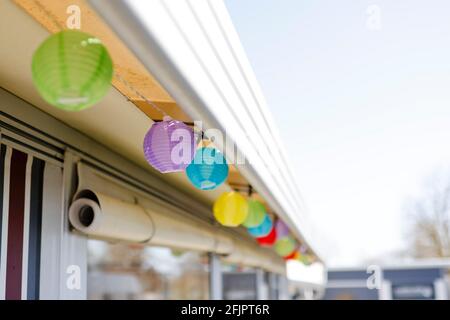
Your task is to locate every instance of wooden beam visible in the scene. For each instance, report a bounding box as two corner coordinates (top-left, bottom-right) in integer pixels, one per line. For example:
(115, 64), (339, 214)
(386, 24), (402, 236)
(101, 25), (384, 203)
(13, 0), (192, 122)
(131, 100), (192, 122)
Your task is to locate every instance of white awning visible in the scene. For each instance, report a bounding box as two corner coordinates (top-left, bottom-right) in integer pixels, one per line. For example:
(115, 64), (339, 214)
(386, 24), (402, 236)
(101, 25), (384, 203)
(89, 0), (322, 260)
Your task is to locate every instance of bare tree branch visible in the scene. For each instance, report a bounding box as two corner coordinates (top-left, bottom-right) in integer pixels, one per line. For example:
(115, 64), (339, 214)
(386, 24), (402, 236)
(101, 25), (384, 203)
(404, 170), (450, 258)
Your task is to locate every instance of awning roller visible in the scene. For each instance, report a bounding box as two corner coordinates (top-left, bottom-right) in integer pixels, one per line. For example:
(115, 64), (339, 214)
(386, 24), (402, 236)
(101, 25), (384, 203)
(70, 162), (285, 274)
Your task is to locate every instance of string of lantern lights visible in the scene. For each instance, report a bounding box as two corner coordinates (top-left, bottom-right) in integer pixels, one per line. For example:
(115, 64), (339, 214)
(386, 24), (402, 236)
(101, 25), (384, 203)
(29, 1), (313, 265)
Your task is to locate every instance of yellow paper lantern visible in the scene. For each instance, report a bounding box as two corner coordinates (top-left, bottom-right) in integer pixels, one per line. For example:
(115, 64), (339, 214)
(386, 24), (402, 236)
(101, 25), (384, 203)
(213, 191), (248, 227)
(292, 252), (314, 265)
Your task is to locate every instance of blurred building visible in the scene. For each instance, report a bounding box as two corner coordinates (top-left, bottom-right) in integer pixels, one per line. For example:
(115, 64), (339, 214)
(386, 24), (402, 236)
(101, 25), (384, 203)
(324, 260), (450, 300)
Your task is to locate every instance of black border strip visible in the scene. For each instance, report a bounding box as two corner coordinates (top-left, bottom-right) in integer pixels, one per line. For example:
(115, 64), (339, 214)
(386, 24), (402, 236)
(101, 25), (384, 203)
(27, 158), (45, 300)
(0, 144), (6, 263)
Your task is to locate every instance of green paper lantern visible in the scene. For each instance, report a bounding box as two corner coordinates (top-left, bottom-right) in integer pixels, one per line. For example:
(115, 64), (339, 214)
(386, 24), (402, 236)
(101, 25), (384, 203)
(299, 254), (313, 266)
(32, 30), (113, 111)
(242, 200), (266, 228)
(274, 237), (296, 257)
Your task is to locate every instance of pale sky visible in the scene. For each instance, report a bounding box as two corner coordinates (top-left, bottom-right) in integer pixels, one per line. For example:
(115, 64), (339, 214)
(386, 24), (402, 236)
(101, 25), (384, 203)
(225, 0), (450, 266)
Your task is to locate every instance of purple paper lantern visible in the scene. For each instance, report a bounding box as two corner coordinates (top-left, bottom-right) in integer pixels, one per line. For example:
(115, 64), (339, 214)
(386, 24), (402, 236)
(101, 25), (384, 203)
(275, 220), (290, 239)
(299, 244), (309, 254)
(143, 116), (195, 173)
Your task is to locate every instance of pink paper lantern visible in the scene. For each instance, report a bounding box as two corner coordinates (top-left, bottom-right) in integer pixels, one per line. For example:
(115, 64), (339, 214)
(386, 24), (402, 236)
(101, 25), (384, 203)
(143, 116), (195, 173)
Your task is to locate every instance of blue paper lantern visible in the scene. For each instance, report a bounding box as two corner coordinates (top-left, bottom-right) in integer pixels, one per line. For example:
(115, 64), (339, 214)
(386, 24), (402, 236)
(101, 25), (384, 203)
(186, 147), (228, 190)
(248, 215), (272, 237)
